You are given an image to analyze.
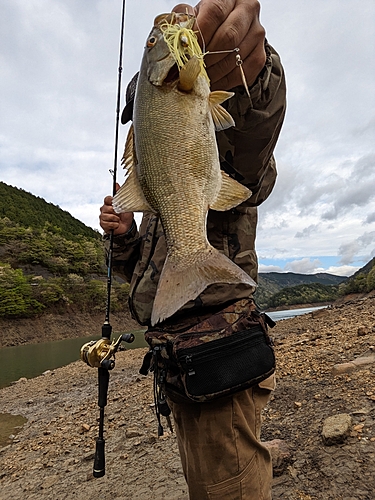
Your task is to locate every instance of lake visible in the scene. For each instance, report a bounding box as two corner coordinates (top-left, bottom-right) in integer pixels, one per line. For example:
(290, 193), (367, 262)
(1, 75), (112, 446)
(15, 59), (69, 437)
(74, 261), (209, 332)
(0, 306), (326, 389)
(266, 305), (327, 322)
(0, 330), (147, 390)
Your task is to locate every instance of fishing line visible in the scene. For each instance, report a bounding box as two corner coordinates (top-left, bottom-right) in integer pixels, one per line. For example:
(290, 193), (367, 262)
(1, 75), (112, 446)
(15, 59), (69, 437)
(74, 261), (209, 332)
(203, 47), (251, 98)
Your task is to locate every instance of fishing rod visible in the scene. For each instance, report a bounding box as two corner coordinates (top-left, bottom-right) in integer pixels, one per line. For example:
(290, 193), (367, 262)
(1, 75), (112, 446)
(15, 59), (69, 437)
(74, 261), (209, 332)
(80, 0), (134, 478)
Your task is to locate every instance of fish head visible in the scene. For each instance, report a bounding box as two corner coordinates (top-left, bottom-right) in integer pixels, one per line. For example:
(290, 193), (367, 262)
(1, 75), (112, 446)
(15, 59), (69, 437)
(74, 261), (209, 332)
(142, 12), (196, 87)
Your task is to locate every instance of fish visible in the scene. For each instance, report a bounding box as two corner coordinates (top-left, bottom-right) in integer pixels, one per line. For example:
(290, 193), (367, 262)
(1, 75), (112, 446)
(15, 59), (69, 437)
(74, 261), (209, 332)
(112, 12), (256, 326)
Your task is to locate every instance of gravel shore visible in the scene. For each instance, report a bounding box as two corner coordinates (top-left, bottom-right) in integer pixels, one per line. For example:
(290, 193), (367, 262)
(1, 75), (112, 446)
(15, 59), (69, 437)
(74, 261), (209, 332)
(1, 294), (374, 499)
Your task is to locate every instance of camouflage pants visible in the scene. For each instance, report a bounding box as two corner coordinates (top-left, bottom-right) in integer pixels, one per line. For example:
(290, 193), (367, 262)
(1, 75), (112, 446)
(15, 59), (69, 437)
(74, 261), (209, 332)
(169, 375), (275, 500)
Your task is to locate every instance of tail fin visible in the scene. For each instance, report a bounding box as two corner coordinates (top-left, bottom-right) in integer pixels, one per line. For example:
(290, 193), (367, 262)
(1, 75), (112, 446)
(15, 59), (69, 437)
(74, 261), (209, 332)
(151, 247), (256, 326)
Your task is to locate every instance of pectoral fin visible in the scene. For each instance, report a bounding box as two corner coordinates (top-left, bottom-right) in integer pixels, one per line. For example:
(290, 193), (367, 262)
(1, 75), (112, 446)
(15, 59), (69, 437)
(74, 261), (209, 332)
(112, 125), (155, 214)
(209, 91), (235, 131)
(178, 56), (201, 91)
(210, 171), (252, 211)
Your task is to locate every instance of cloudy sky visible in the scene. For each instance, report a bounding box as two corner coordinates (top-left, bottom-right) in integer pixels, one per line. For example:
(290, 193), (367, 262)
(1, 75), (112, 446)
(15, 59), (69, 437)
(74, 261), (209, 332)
(1, 0), (374, 276)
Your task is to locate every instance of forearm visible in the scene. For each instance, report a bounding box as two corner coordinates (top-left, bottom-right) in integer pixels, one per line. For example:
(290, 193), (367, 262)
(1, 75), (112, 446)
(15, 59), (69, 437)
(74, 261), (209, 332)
(217, 43), (286, 206)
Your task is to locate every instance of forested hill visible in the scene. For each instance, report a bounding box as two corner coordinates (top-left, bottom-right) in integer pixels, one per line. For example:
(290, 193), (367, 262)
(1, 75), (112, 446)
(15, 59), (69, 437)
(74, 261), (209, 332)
(338, 257), (375, 295)
(0, 181), (99, 241)
(259, 272), (346, 288)
(255, 272), (347, 309)
(0, 182), (131, 319)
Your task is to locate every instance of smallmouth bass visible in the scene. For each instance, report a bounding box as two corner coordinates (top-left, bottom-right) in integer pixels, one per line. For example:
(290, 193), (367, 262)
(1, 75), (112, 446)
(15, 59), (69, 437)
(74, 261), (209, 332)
(113, 12), (256, 325)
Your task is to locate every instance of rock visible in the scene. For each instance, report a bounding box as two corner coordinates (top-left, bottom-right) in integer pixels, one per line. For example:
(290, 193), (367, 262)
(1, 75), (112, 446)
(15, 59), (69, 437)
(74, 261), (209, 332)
(16, 377), (28, 384)
(322, 414), (352, 445)
(40, 474), (60, 489)
(351, 355), (375, 367)
(125, 428), (143, 439)
(263, 439), (291, 475)
(357, 326), (368, 336)
(332, 353), (375, 375)
(332, 362), (355, 375)
(81, 424), (91, 432)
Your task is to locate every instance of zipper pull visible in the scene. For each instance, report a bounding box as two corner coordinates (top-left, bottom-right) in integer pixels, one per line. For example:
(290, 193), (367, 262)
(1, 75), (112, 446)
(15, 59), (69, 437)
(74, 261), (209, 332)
(185, 355), (195, 376)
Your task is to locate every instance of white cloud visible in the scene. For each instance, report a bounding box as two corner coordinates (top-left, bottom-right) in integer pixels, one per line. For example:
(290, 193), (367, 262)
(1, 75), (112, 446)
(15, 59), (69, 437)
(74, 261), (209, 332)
(338, 231), (375, 265)
(1, 0), (375, 275)
(258, 264), (284, 274)
(324, 266), (358, 277)
(284, 258), (322, 275)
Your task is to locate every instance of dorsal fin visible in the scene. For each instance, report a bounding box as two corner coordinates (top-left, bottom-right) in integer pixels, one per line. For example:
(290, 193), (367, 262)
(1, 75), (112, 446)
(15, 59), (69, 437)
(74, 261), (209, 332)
(112, 125), (155, 214)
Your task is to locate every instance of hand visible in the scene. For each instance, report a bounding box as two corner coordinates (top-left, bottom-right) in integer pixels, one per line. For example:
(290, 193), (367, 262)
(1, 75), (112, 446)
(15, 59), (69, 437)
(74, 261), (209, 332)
(99, 183), (134, 235)
(172, 0), (266, 90)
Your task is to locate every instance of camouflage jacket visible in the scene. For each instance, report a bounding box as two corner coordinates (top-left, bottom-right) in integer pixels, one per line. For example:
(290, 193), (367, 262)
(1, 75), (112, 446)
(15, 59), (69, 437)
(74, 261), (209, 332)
(104, 43), (286, 327)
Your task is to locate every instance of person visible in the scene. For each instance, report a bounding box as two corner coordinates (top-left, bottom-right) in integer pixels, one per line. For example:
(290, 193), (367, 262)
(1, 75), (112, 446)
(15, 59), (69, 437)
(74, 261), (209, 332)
(99, 1), (286, 498)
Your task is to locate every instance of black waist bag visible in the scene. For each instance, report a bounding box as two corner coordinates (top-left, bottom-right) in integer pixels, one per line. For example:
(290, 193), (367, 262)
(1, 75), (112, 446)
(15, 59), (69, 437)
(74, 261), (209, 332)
(174, 324), (275, 402)
(143, 298), (276, 403)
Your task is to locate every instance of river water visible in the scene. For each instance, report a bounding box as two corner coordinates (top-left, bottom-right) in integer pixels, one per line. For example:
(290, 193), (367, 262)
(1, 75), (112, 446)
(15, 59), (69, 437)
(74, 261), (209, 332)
(0, 306), (326, 389)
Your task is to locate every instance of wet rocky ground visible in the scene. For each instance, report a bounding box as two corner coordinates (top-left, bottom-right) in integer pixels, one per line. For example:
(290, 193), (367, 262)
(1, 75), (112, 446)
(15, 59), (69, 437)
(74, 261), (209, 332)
(0, 293), (374, 500)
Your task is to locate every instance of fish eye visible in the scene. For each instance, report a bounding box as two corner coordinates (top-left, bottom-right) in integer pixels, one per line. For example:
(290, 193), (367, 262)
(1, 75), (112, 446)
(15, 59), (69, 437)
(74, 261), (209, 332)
(147, 36), (157, 48)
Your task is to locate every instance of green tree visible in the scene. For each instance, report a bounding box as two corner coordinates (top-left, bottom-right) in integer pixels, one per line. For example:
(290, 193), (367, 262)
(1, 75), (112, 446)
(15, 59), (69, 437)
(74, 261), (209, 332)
(0, 263), (43, 317)
(366, 266), (375, 292)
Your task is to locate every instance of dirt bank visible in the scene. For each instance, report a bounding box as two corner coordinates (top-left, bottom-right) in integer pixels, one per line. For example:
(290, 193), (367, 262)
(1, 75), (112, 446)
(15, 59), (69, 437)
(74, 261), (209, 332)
(0, 294), (375, 499)
(0, 311), (141, 348)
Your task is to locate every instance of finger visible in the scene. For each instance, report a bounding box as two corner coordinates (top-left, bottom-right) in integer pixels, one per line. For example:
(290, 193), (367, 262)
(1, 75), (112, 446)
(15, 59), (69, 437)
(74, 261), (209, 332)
(103, 194), (114, 206)
(204, 1), (262, 65)
(172, 3), (195, 15)
(100, 208), (119, 224)
(210, 42), (265, 90)
(194, 0), (236, 48)
(103, 184), (121, 207)
(100, 216), (120, 232)
(208, 31), (265, 89)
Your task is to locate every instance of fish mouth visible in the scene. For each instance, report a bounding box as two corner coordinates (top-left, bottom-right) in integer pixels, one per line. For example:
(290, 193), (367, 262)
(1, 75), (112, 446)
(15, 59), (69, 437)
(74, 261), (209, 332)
(164, 63), (179, 84)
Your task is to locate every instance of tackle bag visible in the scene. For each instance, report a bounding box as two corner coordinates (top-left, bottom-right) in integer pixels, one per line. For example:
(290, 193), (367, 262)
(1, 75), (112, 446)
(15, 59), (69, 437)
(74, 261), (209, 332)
(140, 298), (276, 404)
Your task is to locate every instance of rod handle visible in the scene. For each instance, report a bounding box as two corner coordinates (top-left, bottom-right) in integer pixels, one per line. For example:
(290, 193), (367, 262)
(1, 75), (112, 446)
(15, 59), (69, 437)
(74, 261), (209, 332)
(93, 437), (105, 478)
(98, 367), (110, 408)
